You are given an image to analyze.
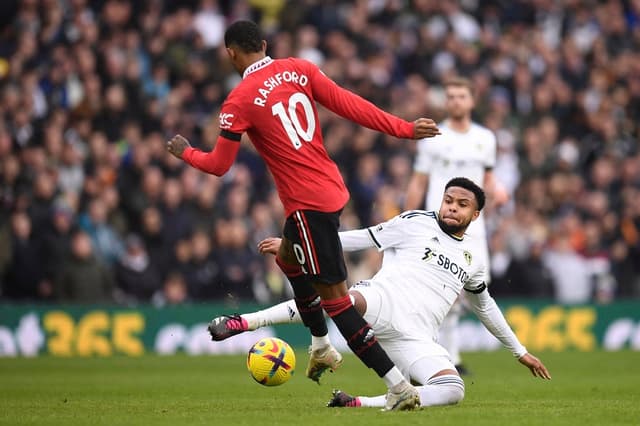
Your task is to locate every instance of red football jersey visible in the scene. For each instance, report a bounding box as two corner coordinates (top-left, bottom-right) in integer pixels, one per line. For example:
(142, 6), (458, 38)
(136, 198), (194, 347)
(211, 57), (414, 216)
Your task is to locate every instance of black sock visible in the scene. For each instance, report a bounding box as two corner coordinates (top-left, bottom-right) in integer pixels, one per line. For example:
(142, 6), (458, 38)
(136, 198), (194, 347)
(322, 296), (394, 377)
(289, 275), (328, 337)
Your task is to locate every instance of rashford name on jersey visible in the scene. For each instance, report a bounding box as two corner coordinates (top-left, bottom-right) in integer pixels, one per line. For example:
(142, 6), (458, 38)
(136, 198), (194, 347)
(253, 71), (310, 107)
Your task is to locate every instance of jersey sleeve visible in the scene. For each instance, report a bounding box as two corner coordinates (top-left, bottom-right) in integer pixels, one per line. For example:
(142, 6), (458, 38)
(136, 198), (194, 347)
(218, 95), (252, 140)
(466, 289), (528, 358)
(304, 61), (414, 139)
(364, 215), (408, 252)
(413, 136), (439, 174)
(339, 229), (378, 252)
(463, 266), (487, 294)
(182, 136), (241, 176)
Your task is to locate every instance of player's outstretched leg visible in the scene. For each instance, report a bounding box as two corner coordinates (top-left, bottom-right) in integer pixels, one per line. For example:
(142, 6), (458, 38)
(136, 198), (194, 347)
(326, 385), (420, 411)
(207, 299), (304, 341)
(326, 375), (464, 409)
(320, 294), (420, 411)
(208, 297), (342, 379)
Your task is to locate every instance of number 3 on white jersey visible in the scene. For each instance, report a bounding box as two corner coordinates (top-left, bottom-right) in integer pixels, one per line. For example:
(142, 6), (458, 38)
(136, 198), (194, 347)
(272, 93), (316, 149)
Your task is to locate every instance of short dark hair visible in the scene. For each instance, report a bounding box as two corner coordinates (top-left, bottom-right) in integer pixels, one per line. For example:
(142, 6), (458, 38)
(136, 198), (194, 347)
(445, 177), (485, 210)
(443, 76), (475, 98)
(224, 20), (263, 53)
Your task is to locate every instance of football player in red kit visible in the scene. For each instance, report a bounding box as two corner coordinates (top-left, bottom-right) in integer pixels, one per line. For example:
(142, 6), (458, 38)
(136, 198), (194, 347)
(167, 20), (440, 411)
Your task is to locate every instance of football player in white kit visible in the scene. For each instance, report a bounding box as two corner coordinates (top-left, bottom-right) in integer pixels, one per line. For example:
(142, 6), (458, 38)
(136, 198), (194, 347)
(405, 77), (508, 375)
(208, 178), (550, 409)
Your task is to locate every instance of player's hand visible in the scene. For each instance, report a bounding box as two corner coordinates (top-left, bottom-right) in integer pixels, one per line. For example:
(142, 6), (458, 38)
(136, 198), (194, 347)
(412, 118), (441, 139)
(518, 353), (551, 380)
(258, 237), (282, 256)
(492, 181), (510, 207)
(167, 134), (192, 159)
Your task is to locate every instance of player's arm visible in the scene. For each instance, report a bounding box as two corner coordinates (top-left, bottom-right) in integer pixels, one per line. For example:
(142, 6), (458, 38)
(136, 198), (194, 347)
(405, 137), (435, 210)
(483, 169), (509, 207)
(258, 229), (381, 255)
(339, 229), (378, 252)
(309, 65), (439, 139)
(465, 286), (551, 379)
(341, 213), (409, 252)
(481, 129), (508, 207)
(464, 285), (526, 357)
(405, 171), (429, 210)
(166, 134), (240, 176)
(258, 228), (379, 255)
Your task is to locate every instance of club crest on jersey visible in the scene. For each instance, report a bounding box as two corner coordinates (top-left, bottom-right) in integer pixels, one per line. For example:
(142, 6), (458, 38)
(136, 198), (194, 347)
(464, 250), (472, 265)
(219, 113), (234, 128)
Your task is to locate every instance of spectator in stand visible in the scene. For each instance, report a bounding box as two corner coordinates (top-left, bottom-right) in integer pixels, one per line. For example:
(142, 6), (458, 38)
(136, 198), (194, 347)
(55, 230), (114, 303)
(28, 171), (58, 236)
(216, 218), (264, 303)
(185, 229), (221, 300)
(3, 212), (48, 300)
(115, 234), (163, 304)
(139, 205), (170, 280)
(40, 201), (75, 290)
(160, 177), (193, 247)
(78, 196), (124, 266)
(153, 271), (190, 307)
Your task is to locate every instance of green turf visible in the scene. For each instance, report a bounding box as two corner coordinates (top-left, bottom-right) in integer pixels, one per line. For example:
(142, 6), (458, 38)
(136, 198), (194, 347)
(0, 350), (638, 425)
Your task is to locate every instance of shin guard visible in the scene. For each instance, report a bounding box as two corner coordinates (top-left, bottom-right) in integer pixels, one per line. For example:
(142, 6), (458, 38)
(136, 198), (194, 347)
(276, 256), (327, 337)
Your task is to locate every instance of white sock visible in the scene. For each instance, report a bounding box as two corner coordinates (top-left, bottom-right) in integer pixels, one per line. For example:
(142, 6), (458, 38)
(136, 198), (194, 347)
(242, 300), (301, 330)
(355, 375), (464, 408)
(242, 296), (357, 331)
(241, 301), (331, 351)
(382, 367), (406, 388)
(311, 335), (331, 351)
(359, 395), (386, 407)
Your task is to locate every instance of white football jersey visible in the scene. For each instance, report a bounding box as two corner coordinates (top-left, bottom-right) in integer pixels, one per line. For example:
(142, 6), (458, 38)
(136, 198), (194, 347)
(413, 120), (496, 238)
(357, 210), (487, 341)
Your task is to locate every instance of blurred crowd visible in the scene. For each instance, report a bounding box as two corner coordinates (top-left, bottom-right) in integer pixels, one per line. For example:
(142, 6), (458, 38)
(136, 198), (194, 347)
(0, 0), (639, 307)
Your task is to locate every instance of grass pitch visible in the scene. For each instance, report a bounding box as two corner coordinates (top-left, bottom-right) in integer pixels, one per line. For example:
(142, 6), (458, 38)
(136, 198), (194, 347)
(1, 350), (638, 425)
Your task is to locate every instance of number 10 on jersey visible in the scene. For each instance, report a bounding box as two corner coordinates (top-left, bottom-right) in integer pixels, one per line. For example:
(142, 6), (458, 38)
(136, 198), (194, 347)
(272, 93), (316, 149)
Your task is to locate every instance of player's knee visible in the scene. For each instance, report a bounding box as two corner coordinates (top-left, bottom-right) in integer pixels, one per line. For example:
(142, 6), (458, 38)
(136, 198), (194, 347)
(320, 295), (352, 318)
(427, 374), (465, 405)
(446, 382), (465, 405)
(275, 255), (302, 277)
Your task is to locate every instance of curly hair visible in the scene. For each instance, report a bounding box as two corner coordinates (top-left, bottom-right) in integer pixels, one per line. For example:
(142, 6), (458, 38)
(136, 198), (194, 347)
(445, 177), (486, 210)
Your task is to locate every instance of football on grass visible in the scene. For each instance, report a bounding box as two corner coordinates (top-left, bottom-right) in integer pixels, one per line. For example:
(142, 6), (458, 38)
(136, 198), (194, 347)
(247, 337), (296, 386)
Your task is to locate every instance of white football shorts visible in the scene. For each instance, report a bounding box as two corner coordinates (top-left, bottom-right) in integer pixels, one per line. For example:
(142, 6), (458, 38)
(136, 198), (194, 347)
(352, 280), (456, 383)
